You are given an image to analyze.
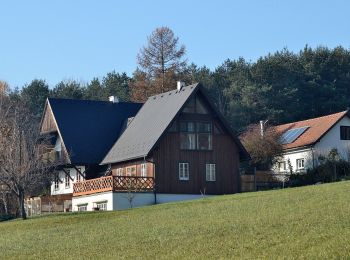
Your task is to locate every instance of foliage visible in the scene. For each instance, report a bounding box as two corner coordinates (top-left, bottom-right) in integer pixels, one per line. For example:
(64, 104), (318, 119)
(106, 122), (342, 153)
(1, 181), (350, 258)
(131, 27), (186, 101)
(21, 79), (50, 118)
(240, 124), (283, 169)
(289, 149), (350, 186)
(51, 80), (85, 99)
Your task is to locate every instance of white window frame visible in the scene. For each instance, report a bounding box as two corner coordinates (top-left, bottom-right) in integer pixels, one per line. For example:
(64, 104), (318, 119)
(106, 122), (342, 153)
(94, 201), (107, 211)
(126, 166), (136, 176)
(278, 161), (286, 172)
(141, 163), (147, 177)
(76, 168), (84, 182)
(77, 204), (87, 212)
(206, 164), (216, 182)
(65, 170), (70, 188)
(54, 179), (59, 190)
(296, 158), (305, 170)
(179, 162), (189, 181)
(116, 168), (123, 176)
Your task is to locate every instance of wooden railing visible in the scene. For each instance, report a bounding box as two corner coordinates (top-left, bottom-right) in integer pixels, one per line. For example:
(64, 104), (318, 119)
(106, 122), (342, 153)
(73, 176), (154, 197)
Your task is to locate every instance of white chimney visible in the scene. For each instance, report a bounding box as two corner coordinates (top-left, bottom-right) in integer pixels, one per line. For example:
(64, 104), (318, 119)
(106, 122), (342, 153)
(109, 96), (119, 103)
(177, 81), (185, 91)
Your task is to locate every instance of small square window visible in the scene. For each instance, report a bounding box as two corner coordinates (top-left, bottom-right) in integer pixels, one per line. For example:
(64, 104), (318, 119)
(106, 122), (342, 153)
(77, 204), (87, 212)
(340, 126), (350, 140)
(296, 159), (305, 170)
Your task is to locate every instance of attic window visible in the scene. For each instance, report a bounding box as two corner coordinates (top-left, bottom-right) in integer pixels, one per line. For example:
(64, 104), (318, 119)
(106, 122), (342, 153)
(182, 96), (208, 114)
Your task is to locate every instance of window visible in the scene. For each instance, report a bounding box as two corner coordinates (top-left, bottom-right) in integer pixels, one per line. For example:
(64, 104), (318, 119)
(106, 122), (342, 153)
(65, 170), (70, 188)
(76, 168), (84, 182)
(54, 179), (59, 190)
(116, 168), (123, 176)
(77, 204), (87, 212)
(183, 96), (208, 114)
(206, 164), (216, 181)
(141, 163), (147, 177)
(296, 159), (305, 170)
(94, 202), (107, 211)
(126, 166), (136, 176)
(179, 163), (189, 180)
(340, 126), (350, 140)
(278, 162), (286, 172)
(180, 122), (212, 150)
(197, 122), (212, 150)
(180, 122), (196, 150)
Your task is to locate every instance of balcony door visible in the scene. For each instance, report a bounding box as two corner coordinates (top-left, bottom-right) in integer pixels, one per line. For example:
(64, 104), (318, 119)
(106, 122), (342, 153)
(126, 166), (136, 177)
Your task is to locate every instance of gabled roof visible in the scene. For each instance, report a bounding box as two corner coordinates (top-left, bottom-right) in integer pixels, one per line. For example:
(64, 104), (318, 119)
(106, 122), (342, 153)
(275, 110), (348, 150)
(46, 98), (142, 164)
(101, 83), (249, 164)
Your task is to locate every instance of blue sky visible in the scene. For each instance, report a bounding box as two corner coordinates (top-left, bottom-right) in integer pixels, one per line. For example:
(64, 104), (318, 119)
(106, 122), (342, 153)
(1, 0), (349, 88)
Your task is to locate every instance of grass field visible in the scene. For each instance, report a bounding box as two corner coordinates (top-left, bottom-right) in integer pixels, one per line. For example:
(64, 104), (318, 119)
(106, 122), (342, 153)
(1, 181), (350, 259)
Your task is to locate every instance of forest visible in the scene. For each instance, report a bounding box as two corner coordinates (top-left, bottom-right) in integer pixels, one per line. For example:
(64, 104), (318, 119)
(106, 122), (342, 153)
(2, 27), (350, 131)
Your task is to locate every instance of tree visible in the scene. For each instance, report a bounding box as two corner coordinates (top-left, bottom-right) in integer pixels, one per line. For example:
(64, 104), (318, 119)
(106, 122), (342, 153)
(84, 77), (104, 100)
(21, 79), (50, 118)
(102, 71), (130, 101)
(240, 124), (283, 170)
(0, 98), (58, 219)
(51, 80), (85, 99)
(132, 26), (186, 99)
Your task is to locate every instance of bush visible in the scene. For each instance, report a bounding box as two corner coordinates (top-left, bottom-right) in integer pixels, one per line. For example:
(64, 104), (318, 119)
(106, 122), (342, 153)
(0, 214), (15, 222)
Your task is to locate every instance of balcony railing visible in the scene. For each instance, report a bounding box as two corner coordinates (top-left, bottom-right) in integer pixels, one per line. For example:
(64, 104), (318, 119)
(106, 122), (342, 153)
(73, 176), (155, 197)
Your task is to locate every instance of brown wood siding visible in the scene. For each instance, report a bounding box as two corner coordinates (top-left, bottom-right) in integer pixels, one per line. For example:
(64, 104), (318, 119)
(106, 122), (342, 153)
(111, 160), (154, 178)
(151, 127), (240, 195)
(41, 104), (57, 134)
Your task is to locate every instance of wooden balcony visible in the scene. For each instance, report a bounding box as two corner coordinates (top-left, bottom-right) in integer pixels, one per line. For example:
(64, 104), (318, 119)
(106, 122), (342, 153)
(73, 176), (155, 197)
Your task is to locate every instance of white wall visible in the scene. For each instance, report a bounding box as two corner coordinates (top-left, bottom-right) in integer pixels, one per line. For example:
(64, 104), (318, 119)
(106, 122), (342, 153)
(314, 116), (350, 160)
(51, 166), (85, 195)
(274, 116), (350, 173)
(72, 192), (114, 211)
(72, 192), (213, 211)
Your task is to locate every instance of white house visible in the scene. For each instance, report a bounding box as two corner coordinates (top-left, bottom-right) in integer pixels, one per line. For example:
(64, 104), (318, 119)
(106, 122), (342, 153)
(273, 110), (350, 174)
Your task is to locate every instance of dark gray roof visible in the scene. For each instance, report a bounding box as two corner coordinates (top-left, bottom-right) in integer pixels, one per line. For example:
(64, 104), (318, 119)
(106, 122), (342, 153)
(102, 84), (200, 164)
(48, 98), (142, 165)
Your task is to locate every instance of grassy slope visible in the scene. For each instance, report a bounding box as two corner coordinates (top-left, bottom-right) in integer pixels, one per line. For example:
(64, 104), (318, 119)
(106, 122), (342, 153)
(1, 181), (350, 259)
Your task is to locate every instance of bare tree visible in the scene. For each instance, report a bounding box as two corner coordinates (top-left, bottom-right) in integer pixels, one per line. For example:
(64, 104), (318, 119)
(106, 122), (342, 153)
(136, 26), (186, 93)
(240, 124), (283, 170)
(0, 97), (59, 219)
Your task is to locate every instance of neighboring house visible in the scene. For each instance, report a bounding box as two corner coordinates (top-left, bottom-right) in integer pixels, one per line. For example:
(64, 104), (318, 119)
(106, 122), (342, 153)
(273, 110), (350, 174)
(37, 98), (142, 212)
(72, 83), (249, 211)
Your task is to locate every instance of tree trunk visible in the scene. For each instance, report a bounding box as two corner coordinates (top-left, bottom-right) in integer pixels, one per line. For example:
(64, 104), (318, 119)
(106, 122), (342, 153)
(18, 191), (26, 220)
(1, 192), (8, 214)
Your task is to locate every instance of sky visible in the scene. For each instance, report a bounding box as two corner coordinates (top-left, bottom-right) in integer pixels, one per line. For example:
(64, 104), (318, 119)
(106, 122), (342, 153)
(1, 0), (349, 88)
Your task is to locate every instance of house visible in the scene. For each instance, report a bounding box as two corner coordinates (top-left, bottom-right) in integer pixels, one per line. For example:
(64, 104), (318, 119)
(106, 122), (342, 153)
(71, 83), (249, 211)
(37, 98), (142, 212)
(273, 110), (350, 174)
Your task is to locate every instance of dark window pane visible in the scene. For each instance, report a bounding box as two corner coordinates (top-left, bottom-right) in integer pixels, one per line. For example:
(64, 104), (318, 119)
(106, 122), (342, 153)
(183, 98), (195, 113)
(180, 133), (196, 150)
(197, 133), (212, 150)
(197, 122), (211, 133)
(196, 97), (208, 114)
(340, 126), (350, 140)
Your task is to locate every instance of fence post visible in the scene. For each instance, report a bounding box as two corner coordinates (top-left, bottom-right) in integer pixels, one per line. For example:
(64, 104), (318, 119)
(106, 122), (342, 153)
(254, 167), (257, 191)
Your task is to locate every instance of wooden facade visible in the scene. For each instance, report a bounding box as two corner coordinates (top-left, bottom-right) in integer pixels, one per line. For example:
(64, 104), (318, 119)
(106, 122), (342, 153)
(110, 92), (242, 195)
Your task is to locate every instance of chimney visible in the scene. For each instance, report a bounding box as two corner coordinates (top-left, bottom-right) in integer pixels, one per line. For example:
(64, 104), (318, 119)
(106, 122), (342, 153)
(177, 81), (185, 91)
(109, 96), (119, 103)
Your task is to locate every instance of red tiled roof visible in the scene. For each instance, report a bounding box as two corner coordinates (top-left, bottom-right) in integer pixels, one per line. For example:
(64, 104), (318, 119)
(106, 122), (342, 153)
(275, 111), (348, 150)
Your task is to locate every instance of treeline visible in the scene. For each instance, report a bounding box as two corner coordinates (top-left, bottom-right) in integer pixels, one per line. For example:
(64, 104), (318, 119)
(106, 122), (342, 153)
(4, 45), (350, 131)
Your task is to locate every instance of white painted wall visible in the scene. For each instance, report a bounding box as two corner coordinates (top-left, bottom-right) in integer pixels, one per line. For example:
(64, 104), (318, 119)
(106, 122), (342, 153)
(72, 192), (214, 211)
(314, 116), (350, 160)
(274, 116), (350, 173)
(72, 192), (114, 211)
(51, 166), (85, 195)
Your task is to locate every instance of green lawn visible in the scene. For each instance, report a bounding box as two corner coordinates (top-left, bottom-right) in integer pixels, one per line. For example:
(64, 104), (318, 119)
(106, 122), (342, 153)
(1, 181), (350, 259)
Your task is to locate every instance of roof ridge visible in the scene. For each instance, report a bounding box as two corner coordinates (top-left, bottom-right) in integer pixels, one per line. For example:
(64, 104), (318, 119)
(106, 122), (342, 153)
(276, 110), (348, 128)
(147, 83), (199, 99)
(48, 97), (142, 105)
